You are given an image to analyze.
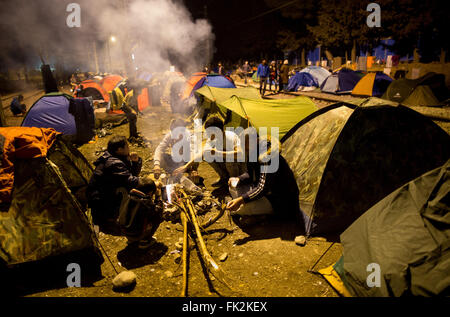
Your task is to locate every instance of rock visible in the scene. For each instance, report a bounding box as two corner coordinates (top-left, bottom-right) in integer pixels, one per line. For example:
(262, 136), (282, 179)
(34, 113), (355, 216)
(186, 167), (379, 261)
(175, 242), (183, 251)
(238, 253), (244, 257)
(253, 272), (259, 276)
(112, 271), (137, 290)
(174, 253), (181, 264)
(219, 252), (228, 262)
(295, 235), (307, 246)
(164, 270), (173, 278)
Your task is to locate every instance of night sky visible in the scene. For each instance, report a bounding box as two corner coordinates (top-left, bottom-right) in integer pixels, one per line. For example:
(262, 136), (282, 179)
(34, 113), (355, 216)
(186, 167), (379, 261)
(183, 0), (283, 63)
(0, 0), (447, 73)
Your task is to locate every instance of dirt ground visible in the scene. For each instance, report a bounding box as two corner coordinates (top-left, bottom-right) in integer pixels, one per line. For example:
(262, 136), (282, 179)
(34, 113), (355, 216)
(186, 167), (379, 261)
(4, 81), (449, 298)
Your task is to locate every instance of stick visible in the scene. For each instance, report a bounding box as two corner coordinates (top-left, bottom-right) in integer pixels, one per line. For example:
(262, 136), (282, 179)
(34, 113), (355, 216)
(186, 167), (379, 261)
(181, 190), (233, 290)
(180, 211), (189, 297)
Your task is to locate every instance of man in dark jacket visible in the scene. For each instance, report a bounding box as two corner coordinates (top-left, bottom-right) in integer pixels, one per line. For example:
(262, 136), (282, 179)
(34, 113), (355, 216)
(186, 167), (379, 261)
(10, 95), (26, 116)
(87, 136), (155, 229)
(279, 60), (289, 92)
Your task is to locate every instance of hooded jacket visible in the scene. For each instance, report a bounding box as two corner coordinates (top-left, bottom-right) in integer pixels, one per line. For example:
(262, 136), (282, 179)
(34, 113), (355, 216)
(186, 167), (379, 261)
(87, 151), (142, 216)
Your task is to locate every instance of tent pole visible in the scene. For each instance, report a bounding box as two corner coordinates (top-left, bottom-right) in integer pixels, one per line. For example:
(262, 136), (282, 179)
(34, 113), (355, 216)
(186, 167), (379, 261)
(0, 93), (6, 127)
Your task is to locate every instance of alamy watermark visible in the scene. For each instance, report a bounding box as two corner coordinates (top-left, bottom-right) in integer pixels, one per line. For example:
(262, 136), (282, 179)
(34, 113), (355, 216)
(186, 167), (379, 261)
(170, 120), (280, 173)
(66, 3), (81, 28)
(66, 263), (81, 287)
(366, 263), (381, 288)
(366, 3), (381, 28)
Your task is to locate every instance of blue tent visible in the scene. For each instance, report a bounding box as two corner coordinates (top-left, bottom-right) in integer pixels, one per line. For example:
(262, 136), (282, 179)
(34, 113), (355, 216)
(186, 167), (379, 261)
(191, 75), (235, 97)
(22, 93), (95, 144)
(299, 66), (331, 86)
(320, 69), (363, 94)
(287, 72), (318, 91)
(137, 71), (152, 81)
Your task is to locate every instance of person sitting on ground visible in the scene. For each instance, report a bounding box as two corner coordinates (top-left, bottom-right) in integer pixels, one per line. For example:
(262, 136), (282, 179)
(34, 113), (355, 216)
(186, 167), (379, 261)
(153, 118), (199, 181)
(10, 95), (26, 116)
(87, 135), (159, 247)
(173, 116), (246, 188)
(226, 128), (300, 226)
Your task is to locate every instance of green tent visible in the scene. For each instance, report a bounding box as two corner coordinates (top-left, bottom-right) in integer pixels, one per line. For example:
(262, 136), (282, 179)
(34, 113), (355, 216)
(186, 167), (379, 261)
(195, 86), (318, 139)
(402, 85), (441, 107)
(320, 160), (450, 296)
(252, 71), (259, 83)
(195, 86), (262, 104)
(219, 96), (318, 138)
(382, 72), (448, 105)
(0, 132), (103, 293)
(281, 100), (450, 235)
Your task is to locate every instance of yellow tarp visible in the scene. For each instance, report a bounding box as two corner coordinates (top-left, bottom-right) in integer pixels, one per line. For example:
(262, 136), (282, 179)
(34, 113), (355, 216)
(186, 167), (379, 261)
(318, 264), (352, 297)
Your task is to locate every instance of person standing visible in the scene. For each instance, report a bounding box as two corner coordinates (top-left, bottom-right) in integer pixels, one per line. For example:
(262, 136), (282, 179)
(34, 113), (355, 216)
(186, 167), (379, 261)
(279, 60), (290, 93)
(242, 61), (252, 85)
(121, 80), (144, 141)
(257, 60), (269, 96)
(268, 61), (278, 92)
(218, 63), (224, 75)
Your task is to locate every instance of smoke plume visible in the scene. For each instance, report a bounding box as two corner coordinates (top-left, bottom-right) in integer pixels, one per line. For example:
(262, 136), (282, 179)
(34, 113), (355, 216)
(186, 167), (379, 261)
(0, 0), (214, 76)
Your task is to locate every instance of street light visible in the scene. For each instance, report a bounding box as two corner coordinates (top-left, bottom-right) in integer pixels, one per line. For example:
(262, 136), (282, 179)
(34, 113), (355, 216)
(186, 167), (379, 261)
(107, 35), (117, 73)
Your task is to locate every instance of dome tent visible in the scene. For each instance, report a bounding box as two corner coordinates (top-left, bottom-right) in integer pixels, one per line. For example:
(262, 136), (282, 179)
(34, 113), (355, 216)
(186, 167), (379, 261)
(22, 93), (95, 145)
(281, 98), (450, 235)
(183, 73), (235, 100)
(299, 66), (331, 86)
(0, 127), (103, 294)
(287, 72), (318, 92)
(351, 72), (393, 97)
(319, 160), (450, 296)
(382, 72), (449, 105)
(320, 69), (363, 94)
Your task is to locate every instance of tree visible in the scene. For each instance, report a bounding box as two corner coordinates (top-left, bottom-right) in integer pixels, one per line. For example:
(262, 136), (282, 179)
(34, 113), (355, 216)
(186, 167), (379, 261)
(307, 0), (376, 62)
(265, 0), (318, 64)
(378, 0), (449, 62)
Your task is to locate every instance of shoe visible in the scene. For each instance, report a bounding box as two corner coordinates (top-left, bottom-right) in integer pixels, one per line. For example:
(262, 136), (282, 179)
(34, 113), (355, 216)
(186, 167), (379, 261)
(211, 178), (227, 187)
(138, 237), (157, 250)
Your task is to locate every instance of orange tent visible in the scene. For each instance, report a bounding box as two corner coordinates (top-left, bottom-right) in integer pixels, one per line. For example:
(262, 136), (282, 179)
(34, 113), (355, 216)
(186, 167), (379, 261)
(181, 72), (207, 100)
(0, 127), (60, 203)
(75, 75), (124, 102)
(101, 75), (124, 93)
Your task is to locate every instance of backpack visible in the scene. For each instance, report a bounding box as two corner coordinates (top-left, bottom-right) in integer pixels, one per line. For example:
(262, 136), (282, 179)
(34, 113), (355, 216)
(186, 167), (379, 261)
(117, 188), (163, 242)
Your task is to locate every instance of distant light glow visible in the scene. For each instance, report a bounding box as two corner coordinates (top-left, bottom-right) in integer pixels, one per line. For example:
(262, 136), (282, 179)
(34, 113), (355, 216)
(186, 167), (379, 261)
(131, 54), (135, 60)
(110, 36), (116, 43)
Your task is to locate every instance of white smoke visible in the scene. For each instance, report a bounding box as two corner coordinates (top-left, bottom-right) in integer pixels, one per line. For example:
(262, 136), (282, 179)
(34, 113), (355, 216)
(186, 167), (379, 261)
(0, 0), (214, 76)
(94, 0), (214, 75)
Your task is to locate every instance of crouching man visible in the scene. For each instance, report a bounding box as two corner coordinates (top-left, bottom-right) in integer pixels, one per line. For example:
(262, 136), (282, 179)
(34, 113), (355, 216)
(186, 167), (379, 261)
(226, 129), (300, 226)
(87, 135), (161, 249)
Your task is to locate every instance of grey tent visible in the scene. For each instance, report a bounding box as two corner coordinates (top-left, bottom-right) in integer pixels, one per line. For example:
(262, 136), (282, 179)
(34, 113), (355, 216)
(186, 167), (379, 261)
(320, 160), (450, 296)
(281, 98), (450, 235)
